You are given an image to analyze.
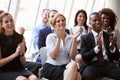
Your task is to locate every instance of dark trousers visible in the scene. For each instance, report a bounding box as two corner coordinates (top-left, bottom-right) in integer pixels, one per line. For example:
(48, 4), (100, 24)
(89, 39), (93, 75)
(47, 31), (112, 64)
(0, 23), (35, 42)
(24, 61), (42, 77)
(82, 60), (120, 80)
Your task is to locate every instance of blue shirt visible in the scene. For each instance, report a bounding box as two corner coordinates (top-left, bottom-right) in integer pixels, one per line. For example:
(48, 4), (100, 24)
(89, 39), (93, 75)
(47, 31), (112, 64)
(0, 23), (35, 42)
(32, 23), (49, 53)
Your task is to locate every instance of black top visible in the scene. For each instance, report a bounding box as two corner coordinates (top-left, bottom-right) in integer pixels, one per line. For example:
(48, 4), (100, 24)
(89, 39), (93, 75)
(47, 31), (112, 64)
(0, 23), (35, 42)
(0, 32), (33, 80)
(0, 32), (24, 71)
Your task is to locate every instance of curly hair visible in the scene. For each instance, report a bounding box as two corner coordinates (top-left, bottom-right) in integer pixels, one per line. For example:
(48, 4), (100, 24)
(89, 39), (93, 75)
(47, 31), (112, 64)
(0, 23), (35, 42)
(99, 8), (118, 31)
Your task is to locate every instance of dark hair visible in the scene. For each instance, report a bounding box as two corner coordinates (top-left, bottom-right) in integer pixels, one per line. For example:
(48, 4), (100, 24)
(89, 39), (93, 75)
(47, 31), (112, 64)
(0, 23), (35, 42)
(48, 9), (58, 18)
(89, 12), (99, 19)
(74, 9), (88, 30)
(0, 10), (4, 14)
(99, 8), (118, 31)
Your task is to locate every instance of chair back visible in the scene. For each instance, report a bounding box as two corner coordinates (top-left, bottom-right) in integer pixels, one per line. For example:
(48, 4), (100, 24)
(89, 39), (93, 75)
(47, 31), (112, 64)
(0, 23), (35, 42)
(39, 47), (47, 65)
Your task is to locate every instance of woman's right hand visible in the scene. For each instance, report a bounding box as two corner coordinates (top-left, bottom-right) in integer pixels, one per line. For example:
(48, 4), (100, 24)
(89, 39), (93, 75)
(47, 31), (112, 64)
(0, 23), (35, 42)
(15, 44), (22, 56)
(56, 29), (62, 39)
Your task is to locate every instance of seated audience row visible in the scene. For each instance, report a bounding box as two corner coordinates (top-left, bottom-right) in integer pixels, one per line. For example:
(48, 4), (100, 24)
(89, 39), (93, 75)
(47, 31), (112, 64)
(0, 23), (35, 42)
(1, 7), (120, 80)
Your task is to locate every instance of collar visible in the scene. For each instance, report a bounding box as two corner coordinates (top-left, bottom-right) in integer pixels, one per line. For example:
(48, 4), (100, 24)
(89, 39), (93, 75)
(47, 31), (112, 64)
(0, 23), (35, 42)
(92, 30), (98, 37)
(53, 32), (71, 39)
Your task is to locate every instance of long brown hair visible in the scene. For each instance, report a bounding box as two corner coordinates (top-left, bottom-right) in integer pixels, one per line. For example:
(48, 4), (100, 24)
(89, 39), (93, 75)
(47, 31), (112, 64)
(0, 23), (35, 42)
(74, 9), (88, 30)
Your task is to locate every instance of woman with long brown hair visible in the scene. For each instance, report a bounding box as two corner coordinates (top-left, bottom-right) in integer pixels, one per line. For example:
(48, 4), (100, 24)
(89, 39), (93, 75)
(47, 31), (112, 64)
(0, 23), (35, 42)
(0, 12), (38, 80)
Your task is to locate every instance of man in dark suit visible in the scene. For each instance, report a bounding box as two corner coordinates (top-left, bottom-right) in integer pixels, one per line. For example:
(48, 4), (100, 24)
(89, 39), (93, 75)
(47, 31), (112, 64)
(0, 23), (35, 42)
(80, 12), (120, 80)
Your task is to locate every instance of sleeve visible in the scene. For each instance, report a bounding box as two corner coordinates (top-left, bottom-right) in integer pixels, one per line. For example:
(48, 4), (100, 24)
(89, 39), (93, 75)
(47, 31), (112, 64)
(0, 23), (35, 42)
(46, 34), (55, 55)
(38, 30), (45, 49)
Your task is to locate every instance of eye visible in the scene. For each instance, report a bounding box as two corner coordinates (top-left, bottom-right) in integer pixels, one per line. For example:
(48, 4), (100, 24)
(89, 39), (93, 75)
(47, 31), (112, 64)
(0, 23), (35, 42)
(10, 19), (13, 22)
(61, 19), (65, 22)
(5, 20), (8, 23)
(56, 20), (60, 23)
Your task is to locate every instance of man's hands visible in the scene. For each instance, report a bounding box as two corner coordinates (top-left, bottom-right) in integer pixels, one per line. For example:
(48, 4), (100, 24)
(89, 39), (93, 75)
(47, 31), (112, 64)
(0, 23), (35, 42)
(97, 32), (102, 50)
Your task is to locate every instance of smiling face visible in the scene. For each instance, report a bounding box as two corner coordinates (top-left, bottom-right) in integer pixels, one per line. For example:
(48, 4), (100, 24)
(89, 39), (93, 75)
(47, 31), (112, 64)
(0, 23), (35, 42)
(2, 14), (15, 33)
(89, 13), (102, 33)
(42, 9), (49, 24)
(54, 15), (66, 32)
(101, 14), (110, 27)
(48, 10), (58, 24)
(77, 12), (86, 26)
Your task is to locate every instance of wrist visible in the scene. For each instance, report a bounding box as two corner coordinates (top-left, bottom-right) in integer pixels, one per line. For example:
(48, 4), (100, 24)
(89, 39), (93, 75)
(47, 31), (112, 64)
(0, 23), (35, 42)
(109, 42), (114, 50)
(20, 54), (24, 57)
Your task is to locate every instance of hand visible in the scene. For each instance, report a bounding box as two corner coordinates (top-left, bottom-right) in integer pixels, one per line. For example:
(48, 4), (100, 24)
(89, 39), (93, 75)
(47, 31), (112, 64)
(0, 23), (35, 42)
(57, 30), (62, 39)
(97, 39), (102, 50)
(109, 35), (117, 46)
(55, 27), (64, 39)
(74, 30), (81, 39)
(19, 42), (25, 56)
(15, 44), (21, 56)
(97, 32), (102, 49)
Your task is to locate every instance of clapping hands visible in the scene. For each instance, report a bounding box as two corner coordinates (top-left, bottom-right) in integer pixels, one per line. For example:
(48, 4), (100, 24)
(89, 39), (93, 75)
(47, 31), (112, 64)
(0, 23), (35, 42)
(97, 32), (102, 49)
(15, 42), (25, 56)
(74, 30), (81, 39)
(109, 34), (117, 49)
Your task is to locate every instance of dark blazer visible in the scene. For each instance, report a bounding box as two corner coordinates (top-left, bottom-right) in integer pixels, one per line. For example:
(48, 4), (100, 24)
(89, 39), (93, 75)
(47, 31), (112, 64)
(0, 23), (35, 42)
(79, 31), (119, 73)
(38, 26), (69, 49)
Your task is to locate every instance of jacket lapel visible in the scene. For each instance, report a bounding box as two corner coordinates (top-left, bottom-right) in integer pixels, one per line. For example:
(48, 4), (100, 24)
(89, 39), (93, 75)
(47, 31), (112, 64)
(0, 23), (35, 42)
(88, 32), (96, 48)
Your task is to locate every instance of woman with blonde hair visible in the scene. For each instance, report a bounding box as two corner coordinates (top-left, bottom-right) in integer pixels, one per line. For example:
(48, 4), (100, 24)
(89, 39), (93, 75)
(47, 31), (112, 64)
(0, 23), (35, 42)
(42, 13), (81, 80)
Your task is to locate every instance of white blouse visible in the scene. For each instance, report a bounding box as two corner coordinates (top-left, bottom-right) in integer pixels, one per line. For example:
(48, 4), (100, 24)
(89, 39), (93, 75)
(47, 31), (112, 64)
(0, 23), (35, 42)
(45, 33), (73, 65)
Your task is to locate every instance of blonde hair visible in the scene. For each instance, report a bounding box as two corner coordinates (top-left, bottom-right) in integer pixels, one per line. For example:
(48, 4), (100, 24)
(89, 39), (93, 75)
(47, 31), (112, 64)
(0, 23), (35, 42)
(50, 13), (66, 28)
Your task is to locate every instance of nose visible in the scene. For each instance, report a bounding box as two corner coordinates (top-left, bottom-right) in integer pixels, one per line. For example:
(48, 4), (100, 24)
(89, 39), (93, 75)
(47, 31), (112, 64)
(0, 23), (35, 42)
(96, 20), (99, 24)
(8, 21), (12, 25)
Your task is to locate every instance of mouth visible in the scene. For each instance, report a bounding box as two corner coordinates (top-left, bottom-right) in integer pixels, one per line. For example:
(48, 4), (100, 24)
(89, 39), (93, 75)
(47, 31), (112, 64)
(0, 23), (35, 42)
(96, 24), (101, 27)
(96, 24), (102, 30)
(59, 27), (63, 30)
(103, 22), (109, 25)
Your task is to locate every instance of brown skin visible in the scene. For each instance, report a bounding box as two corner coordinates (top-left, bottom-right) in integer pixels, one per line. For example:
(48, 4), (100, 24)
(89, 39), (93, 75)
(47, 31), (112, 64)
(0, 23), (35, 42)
(89, 13), (102, 33)
(101, 14), (112, 32)
(90, 13), (117, 50)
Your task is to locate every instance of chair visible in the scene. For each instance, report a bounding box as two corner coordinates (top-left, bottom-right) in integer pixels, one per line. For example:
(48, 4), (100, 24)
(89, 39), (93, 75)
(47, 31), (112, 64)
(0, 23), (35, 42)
(37, 47), (49, 80)
(39, 47), (47, 65)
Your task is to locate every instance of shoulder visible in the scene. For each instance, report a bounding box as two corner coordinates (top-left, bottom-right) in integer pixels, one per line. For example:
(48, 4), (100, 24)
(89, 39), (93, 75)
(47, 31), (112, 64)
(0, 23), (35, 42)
(82, 32), (91, 38)
(113, 29), (120, 34)
(32, 25), (40, 31)
(84, 25), (89, 30)
(65, 28), (69, 31)
(14, 32), (23, 40)
(46, 33), (55, 41)
(40, 26), (51, 32)
(81, 32), (93, 42)
(103, 31), (112, 36)
(47, 33), (54, 38)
